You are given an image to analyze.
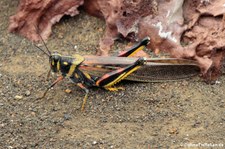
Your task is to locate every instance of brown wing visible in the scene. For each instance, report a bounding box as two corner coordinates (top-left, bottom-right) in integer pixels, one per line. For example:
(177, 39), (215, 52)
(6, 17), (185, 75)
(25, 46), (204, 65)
(81, 56), (200, 82)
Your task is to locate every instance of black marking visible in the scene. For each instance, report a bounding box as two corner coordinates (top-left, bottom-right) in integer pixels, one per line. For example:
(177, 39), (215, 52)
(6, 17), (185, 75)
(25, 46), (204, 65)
(97, 63), (138, 87)
(119, 36), (150, 57)
(70, 69), (95, 87)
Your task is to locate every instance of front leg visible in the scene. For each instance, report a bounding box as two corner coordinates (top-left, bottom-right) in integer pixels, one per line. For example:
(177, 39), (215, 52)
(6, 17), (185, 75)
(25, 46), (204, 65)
(37, 75), (64, 99)
(95, 57), (147, 90)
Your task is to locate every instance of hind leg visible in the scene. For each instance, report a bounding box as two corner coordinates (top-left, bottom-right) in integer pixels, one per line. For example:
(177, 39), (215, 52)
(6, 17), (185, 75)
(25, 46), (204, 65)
(95, 57), (146, 90)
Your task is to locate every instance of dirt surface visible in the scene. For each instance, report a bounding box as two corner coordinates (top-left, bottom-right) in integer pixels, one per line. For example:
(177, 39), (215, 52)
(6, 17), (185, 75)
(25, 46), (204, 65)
(0, 1), (224, 149)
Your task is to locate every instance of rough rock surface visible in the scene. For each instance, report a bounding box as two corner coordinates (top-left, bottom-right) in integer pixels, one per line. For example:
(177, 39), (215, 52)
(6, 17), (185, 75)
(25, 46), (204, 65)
(182, 0), (225, 80)
(84, 0), (158, 56)
(9, 0), (83, 41)
(9, 0), (225, 80)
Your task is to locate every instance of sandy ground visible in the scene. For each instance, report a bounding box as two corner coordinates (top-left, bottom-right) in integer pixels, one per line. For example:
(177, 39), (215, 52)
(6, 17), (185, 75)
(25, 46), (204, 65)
(0, 1), (224, 149)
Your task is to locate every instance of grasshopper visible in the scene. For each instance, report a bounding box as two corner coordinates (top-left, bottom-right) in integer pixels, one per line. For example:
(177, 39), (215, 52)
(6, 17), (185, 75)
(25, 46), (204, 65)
(35, 36), (199, 111)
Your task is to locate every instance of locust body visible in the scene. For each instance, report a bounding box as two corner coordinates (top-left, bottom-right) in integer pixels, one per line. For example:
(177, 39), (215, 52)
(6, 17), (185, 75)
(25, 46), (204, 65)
(36, 37), (152, 110)
(35, 37), (199, 111)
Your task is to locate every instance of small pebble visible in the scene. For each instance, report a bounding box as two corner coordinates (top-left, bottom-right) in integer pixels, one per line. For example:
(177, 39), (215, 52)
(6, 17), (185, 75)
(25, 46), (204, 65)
(0, 74), (2, 78)
(215, 80), (221, 84)
(0, 123), (5, 127)
(58, 33), (64, 39)
(98, 28), (103, 32)
(169, 128), (179, 134)
(92, 141), (97, 145)
(65, 89), (72, 94)
(14, 95), (23, 100)
(64, 114), (71, 120)
(25, 90), (31, 96)
(31, 112), (36, 116)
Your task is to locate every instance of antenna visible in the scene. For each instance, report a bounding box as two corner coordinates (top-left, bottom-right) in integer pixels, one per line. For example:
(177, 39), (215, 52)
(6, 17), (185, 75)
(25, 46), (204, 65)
(33, 24), (51, 55)
(33, 44), (50, 56)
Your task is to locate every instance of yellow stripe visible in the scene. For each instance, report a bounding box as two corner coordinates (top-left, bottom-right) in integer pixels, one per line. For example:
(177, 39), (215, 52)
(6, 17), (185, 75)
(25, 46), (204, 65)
(104, 72), (126, 88)
(119, 66), (140, 80)
(75, 73), (79, 78)
(104, 66), (140, 88)
(63, 62), (68, 65)
(67, 64), (76, 77)
(57, 61), (60, 71)
(128, 46), (144, 57)
(83, 72), (91, 79)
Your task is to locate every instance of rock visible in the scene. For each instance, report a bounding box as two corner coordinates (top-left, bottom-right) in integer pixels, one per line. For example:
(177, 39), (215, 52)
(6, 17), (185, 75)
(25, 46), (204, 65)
(25, 90), (31, 96)
(169, 128), (179, 134)
(57, 33), (64, 39)
(14, 95), (23, 100)
(74, 45), (78, 49)
(65, 89), (72, 94)
(8, 0), (84, 41)
(64, 114), (71, 120)
(92, 141), (97, 145)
